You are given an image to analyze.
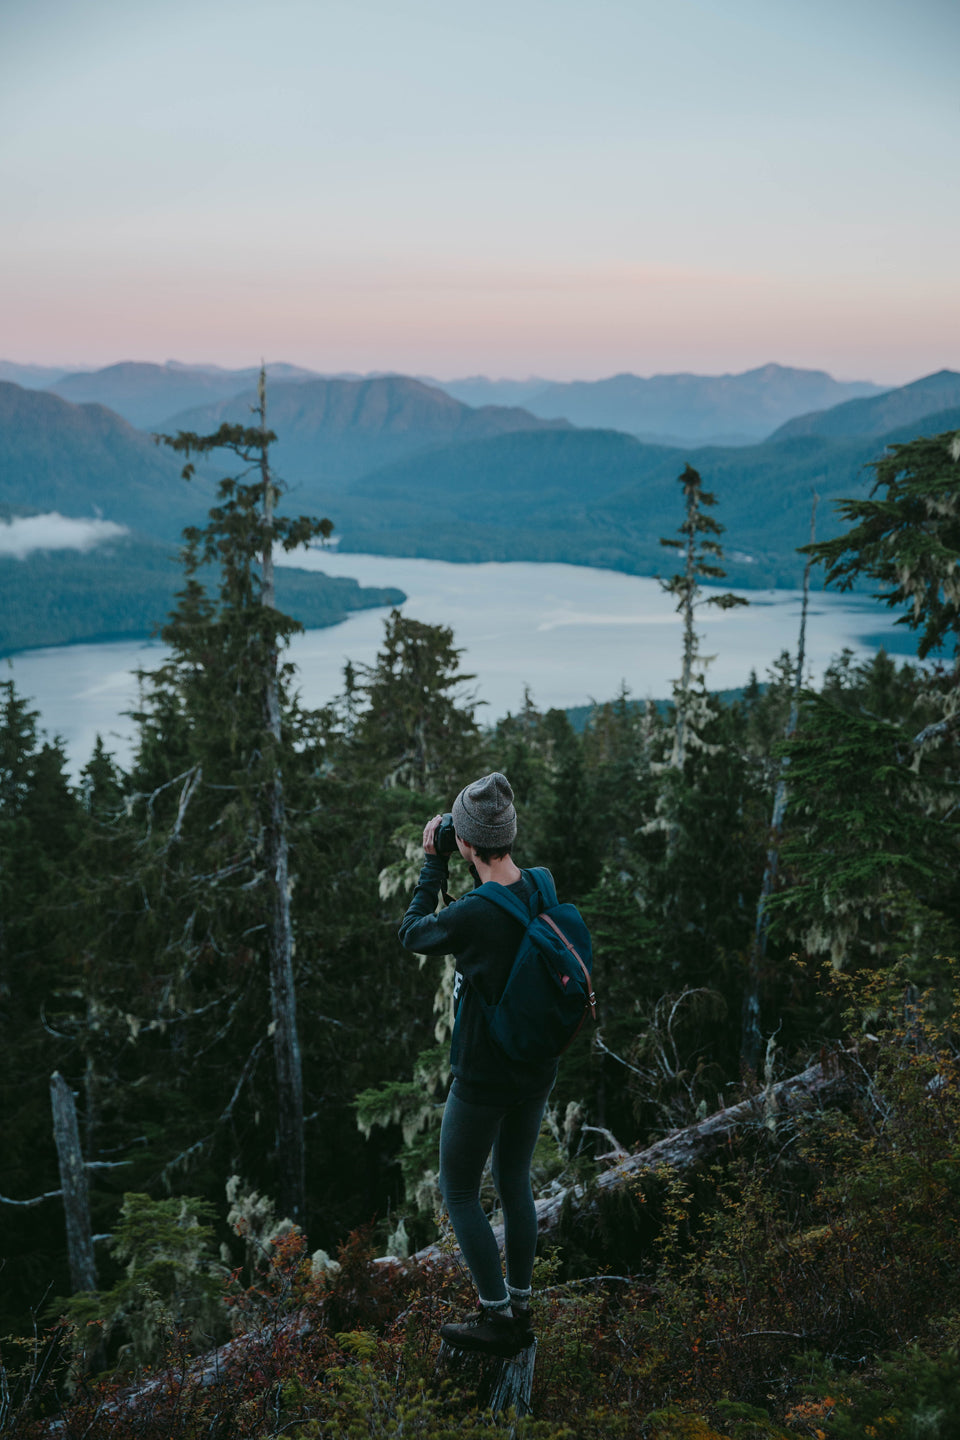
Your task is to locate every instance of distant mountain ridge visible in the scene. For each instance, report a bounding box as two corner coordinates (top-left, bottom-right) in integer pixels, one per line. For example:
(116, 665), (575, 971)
(49, 360), (322, 429)
(431, 363), (885, 442)
(328, 412), (960, 590)
(160, 375), (571, 490)
(3, 366), (958, 583)
(0, 361), (83, 388)
(7, 356), (888, 444)
(769, 369), (960, 440)
(421, 375), (553, 411)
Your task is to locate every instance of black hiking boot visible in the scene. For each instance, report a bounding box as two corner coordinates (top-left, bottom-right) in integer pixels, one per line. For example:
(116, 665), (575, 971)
(439, 1306), (532, 1358)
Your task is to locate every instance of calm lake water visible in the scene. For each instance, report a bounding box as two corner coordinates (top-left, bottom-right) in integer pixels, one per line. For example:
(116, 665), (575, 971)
(6, 551), (911, 778)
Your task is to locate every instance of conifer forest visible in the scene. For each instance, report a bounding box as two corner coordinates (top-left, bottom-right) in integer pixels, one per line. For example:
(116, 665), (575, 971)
(2, 398), (960, 1439)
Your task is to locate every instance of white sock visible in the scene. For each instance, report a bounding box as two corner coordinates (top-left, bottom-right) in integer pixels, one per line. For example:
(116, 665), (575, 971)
(479, 1295), (512, 1315)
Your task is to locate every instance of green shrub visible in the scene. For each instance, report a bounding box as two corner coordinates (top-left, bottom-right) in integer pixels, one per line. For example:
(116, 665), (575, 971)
(62, 1192), (229, 1370)
(807, 1346), (960, 1439)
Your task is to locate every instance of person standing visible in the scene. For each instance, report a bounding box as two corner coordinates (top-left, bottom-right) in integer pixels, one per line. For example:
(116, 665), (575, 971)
(398, 771), (557, 1357)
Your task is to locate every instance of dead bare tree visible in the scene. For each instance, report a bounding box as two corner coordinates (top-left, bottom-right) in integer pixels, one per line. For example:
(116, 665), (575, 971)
(741, 492), (818, 1072)
(254, 369), (305, 1225)
(49, 1072), (96, 1294)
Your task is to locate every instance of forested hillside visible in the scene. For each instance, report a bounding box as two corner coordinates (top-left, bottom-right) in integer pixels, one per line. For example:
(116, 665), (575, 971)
(0, 536), (405, 655)
(770, 369), (960, 441)
(1, 416), (958, 1438)
(329, 423), (932, 589)
(0, 383), (205, 534)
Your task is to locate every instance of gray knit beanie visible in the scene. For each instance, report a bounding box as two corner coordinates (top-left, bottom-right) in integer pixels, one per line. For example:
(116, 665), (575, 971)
(452, 771), (517, 850)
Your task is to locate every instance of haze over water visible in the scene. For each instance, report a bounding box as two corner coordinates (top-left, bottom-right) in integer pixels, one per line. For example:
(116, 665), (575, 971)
(7, 553), (912, 780)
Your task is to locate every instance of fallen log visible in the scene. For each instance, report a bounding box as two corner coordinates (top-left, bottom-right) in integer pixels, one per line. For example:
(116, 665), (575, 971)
(400, 1049), (853, 1269)
(42, 1053), (851, 1430)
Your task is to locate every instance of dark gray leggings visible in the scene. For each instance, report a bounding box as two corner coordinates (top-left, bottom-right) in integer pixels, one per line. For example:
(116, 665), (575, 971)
(438, 1082), (551, 1303)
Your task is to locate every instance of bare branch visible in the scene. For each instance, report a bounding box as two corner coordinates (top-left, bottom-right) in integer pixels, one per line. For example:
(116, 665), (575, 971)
(40, 1003), (73, 1040)
(191, 989), (247, 1060)
(170, 765), (203, 843)
(581, 1125), (629, 1161)
(159, 1036), (266, 1185)
(219, 1037), (266, 1126)
(191, 860), (254, 886)
(706, 1330), (808, 1345)
(594, 1030), (645, 1077)
(0, 1188), (63, 1208)
(913, 711), (960, 748)
(129, 766), (199, 843)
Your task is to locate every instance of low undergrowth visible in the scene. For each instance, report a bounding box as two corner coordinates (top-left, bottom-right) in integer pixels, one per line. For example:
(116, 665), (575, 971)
(4, 975), (960, 1439)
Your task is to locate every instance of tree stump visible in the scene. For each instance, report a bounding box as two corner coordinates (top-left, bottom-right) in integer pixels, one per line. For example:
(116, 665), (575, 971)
(50, 1070), (96, 1293)
(435, 1337), (537, 1424)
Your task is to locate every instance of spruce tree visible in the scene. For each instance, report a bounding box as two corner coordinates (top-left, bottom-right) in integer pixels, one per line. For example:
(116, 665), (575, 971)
(804, 428), (960, 668)
(782, 426), (960, 972)
(658, 464), (748, 770)
(766, 685), (958, 971)
(344, 609), (482, 794)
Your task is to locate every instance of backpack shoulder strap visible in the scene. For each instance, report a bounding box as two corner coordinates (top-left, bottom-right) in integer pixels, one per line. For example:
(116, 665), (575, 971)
(525, 866), (558, 909)
(469, 868), (558, 922)
(469, 879), (535, 926)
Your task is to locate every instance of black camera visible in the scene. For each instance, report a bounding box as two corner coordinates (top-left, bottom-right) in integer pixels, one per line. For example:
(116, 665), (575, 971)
(433, 812), (458, 858)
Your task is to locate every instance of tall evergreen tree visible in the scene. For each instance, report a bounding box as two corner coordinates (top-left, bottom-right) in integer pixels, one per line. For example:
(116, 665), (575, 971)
(343, 609), (482, 795)
(146, 368), (333, 1223)
(658, 463), (748, 770)
(0, 683), (88, 1319)
(766, 683), (958, 971)
(780, 426), (960, 974)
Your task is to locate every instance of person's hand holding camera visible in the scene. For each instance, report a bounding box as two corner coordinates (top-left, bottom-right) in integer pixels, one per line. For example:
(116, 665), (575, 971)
(423, 812), (458, 858)
(422, 814), (444, 855)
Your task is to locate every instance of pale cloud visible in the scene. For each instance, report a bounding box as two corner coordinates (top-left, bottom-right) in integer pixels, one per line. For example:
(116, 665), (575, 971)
(0, 514), (128, 559)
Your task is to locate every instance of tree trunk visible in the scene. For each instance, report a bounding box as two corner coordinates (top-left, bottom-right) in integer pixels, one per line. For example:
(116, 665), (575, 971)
(435, 1338), (537, 1424)
(676, 488), (697, 770)
(257, 368), (306, 1224)
(50, 1071), (96, 1293)
(741, 493), (818, 1072)
(263, 781), (305, 1224)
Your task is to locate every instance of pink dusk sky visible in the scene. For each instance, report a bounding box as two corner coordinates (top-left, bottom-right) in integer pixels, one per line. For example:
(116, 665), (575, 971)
(2, 0), (958, 386)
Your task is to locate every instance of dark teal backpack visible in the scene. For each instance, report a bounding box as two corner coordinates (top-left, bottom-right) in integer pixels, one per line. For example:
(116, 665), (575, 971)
(469, 867), (596, 1063)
